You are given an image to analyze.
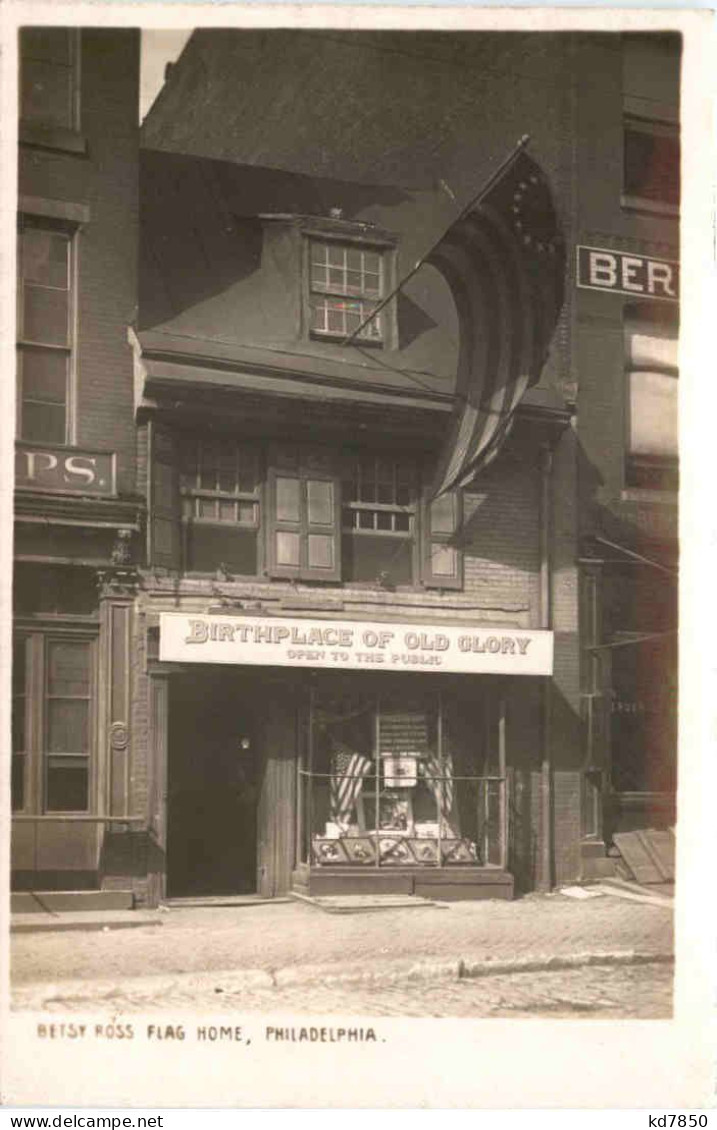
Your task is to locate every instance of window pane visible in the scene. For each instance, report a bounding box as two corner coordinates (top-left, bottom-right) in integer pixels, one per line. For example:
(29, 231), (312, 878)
(46, 758), (89, 812)
(307, 534), (334, 570)
(431, 493), (457, 536)
(21, 228), (69, 289)
(327, 306), (345, 334)
(363, 251), (380, 275)
(237, 452), (258, 494)
(394, 513), (411, 533)
(21, 28), (73, 65)
(13, 638), (27, 695)
(360, 463), (376, 503)
(21, 57), (74, 128)
(48, 641), (90, 696)
(238, 502), (257, 526)
(377, 511), (392, 531)
(217, 446), (237, 493)
(22, 284), (69, 345)
(624, 127), (680, 207)
(343, 535), (413, 583)
(198, 447), (218, 490)
(328, 267), (344, 289)
(47, 700), (89, 753)
(310, 298), (332, 335)
(307, 480), (333, 526)
(21, 401), (66, 444)
(629, 370), (678, 458)
(626, 325), (679, 370)
(12, 697), (26, 752)
(310, 263), (328, 289)
(20, 346), (68, 402)
(196, 498), (216, 520)
(186, 525), (258, 575)
(364, 314), (382, 340)
(276, 477), (300, 522)
(12, 755), (26, 811)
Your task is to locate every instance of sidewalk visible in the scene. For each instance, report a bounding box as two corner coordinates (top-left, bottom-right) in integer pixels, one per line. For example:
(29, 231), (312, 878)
(11, 889), (673, 1012)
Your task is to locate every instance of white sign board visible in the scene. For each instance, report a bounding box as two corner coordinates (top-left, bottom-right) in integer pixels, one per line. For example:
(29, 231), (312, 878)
(159, 613), (554, 676)
(576, 244), (679, 302)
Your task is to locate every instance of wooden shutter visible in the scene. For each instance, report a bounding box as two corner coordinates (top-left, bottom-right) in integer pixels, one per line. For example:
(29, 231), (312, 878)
(267, 445), (341, 582)
(148, 420), (181, 570)
(421, 484), (463, 590)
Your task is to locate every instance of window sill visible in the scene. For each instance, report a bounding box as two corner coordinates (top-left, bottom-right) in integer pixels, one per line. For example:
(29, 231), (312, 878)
(620, 488), (678, 506)
(19, 194), (91, 226)
(620, 194), (679, 219)
(19, 120), (88, 156)
(309, 331), (384, 349)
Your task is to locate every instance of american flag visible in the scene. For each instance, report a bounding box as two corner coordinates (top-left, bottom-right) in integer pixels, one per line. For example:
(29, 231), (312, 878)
(330, 746), (373, 831)
(421, 752), (454, 817)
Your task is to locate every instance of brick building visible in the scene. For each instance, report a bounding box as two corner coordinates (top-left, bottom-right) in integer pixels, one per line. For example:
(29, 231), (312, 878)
(11, 28), (679, 906)
(12, 29), (143, 894)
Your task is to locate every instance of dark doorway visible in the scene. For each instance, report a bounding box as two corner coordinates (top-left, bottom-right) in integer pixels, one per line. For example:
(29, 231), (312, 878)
(167, 669), (259, 897)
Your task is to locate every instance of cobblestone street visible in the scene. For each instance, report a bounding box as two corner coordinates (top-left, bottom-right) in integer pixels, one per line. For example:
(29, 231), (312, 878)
(18, 957), (673, 1018)
(12, 892), (674, 1019)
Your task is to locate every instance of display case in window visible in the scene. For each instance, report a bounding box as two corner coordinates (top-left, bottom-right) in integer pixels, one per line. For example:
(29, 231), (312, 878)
(301, 677), (506, 871)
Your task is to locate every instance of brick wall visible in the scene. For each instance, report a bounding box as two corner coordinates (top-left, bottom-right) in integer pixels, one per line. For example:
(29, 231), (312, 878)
(463, 456), (541, 618)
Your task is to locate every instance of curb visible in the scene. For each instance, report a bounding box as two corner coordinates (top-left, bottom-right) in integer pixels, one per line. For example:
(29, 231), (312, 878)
(11, 913), (164, 934)
(12, 949), (674, 1010)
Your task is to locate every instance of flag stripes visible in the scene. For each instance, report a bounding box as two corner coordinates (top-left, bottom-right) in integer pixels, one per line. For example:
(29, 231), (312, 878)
(330, 747), (373, 831)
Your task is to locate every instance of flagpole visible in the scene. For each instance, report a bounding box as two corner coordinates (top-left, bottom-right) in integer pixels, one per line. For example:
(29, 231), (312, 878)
(341, 134), (532, 347)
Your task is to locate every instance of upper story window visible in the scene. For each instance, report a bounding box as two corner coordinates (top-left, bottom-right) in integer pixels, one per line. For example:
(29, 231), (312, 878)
(16, 220), (74, 444)
(621, 34), (680, 216)
(308, 239), (386, 343)
(342, 454), (417, 586)
(148, 429), (463, 589)
(623, 117), (680, 213)
(624, 306), (678, 491)
(179, 436), (261, 575)
(20, 27), (79, 131)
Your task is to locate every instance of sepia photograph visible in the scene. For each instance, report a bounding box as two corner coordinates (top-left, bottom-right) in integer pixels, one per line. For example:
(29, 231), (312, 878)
(1, 4), (713, 1110)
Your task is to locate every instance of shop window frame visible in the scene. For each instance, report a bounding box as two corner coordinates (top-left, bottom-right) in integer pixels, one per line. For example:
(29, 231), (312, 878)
(16, 215), (78, 447)
(298, 680), (508, 872)
(12, 627), (97, 816)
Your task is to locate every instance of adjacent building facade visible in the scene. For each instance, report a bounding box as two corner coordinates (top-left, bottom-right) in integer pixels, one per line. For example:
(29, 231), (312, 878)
(13, 28), (143, 894)
(11, 28), (679, 907)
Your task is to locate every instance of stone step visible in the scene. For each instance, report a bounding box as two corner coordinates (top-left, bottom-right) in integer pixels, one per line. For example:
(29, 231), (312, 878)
(11, 889), (134, 914)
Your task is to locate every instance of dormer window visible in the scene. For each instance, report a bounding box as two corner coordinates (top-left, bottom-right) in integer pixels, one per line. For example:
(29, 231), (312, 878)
(308, 239), (386, 343)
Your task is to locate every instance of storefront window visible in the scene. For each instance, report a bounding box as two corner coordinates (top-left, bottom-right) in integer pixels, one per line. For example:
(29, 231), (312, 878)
(301, 677), (505, 869)
(11, 630), (95, 814)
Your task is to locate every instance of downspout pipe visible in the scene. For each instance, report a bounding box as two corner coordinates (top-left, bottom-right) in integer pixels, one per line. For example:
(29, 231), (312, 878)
(539, 443), (554, 891)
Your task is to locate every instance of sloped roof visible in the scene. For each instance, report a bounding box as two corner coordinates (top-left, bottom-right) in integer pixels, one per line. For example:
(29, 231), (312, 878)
(139, 147), (441, 332)
(141, 29), (568, 205)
